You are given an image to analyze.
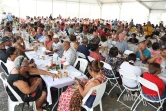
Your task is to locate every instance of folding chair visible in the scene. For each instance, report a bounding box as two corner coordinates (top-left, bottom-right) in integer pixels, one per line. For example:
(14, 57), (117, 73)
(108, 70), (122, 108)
(0, 60), (9, 75)
(77, 51), (86, 59)
(117, 69), (141, 110)
(101, 61), (122, 95)
(82, 79), (108, 111)
(74, 58), (88, 73)
(133, 77), (166, 111)
(0, 72), (37, 111)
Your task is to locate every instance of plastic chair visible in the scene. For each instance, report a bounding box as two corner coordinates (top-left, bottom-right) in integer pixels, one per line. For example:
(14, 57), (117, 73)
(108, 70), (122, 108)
(77, 51), (86, 59)
(117, 69), (141, 110)
(0, 60), (9, 75)
(101, 61), (122, 95)
(88, 56), (95, 62)
(133, 77), (166, 111)
(74, 58), (88, 73)
(0, 72), (37, 111)
(82, 79), (108, 111)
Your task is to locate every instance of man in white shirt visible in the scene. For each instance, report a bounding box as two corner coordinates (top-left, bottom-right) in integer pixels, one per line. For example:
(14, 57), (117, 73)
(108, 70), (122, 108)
(47, 35), (64, 57)
(62, 41), (77, 65)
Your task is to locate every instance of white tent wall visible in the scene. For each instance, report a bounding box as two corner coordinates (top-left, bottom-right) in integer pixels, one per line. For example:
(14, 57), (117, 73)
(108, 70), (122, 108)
(102, 3), (149, 24)
(0, 0), (165, 25)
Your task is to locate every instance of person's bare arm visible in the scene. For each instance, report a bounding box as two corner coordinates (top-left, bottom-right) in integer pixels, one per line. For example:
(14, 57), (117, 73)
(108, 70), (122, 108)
(15, 45), (33, 52)
(13, 79), (41, 94)
(148, 55), (158, 63)
(139, 50), (147, 61)
(29, 67), (58, 78)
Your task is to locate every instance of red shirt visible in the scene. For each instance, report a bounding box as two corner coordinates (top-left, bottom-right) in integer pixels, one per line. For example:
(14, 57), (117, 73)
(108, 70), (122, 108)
(142, 72), (165, 97)
(98, 30), (104, 36)
(90, 52), (103, 61)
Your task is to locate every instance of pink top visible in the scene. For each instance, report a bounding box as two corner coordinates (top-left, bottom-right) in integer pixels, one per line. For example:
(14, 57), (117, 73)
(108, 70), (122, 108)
(150, 49), (160, 57)
(90, 52), (103, 61)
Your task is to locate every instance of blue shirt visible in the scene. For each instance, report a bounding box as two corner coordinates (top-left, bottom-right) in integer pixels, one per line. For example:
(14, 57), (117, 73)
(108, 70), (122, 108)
(115, 40), (128, 53)
(38, 36), (46, 42)
(35, 33), (43, 40)
(136, 48), (151, 59)
(7, 14), (12, 21)
(77, 45), (90, 57)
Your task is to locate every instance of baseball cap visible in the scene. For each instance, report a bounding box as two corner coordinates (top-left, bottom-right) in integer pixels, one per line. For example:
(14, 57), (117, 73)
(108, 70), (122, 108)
(2, 36), (10, 42)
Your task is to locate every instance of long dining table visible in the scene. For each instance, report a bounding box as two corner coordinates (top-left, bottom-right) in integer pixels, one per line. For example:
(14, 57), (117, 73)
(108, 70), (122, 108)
(25, 51), (87, 105)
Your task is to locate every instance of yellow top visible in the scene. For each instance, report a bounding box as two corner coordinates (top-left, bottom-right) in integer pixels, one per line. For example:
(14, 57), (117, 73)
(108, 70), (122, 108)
(144, 25), (153, 36)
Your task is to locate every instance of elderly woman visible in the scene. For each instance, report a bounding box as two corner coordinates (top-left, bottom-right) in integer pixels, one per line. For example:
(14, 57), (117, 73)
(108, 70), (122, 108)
(57, 60), (106, 111)
(7, 56), (46, 111)
(89, 44), (103, 61)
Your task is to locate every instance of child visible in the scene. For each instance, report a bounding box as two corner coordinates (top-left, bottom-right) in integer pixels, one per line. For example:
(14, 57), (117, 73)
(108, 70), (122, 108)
(142, 63), (166, 100)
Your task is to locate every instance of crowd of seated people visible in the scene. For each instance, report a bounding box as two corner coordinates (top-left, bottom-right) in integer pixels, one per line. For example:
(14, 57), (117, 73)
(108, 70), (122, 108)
(1, 13), (166, 111)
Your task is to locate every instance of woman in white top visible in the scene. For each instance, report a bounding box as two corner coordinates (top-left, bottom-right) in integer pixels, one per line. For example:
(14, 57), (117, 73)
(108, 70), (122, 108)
(120, 53), (142, 88)
(69, 34), (77, 50)
(6, 47), (18, 73)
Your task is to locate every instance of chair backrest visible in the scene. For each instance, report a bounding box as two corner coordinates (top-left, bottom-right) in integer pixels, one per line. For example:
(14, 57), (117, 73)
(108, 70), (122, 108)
(137, 76), (160, 97)
(88, 56), (95, 62)
(74, 58), (88, 73)
(77, 52), (86, 59)
(101, 61), (113, 71)
(124, 50), (133, 55)
(82, 79), (108, 108)
(112, 41), (116, 45)
(0, 72), (23, 102)
(0, 60), (9, 75)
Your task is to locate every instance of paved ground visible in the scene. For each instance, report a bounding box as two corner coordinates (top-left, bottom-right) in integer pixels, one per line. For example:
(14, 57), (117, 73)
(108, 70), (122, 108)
(0, 79), (160, 111)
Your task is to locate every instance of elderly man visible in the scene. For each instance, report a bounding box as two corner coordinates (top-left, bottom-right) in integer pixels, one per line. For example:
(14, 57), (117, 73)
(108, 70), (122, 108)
(115, 32), (128, 53)
(0, 39), (8, 63)
(89, 32), (100, 44)
(47, 35), (64, 57)
(74, 38), (90, 56)
(159, 36), (166, 49)
(35, 27), (43, 40)
(135, 41), (151, 61)
(62, 41), (77, 65)
(38, 30), (47, 43)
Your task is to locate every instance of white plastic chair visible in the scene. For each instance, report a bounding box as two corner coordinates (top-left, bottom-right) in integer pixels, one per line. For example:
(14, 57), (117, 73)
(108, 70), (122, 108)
(0, 72), (37, 111)
(112, 41), (116, 45)
(101, 61), (122, 95)
(124, 50), (133, 55)
(88, 56), (95, 62)
(0, 60), (9, 75)
(117, 69), (141, 110)
(74, 58), (88, 73)
(133, 77), (166, 111)
(82, 79), (108, 111)
(77, 51), (86, 59)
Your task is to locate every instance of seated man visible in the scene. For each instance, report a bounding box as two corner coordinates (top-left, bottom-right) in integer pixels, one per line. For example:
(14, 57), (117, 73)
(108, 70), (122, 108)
(115, 32), (128, 53)
(0, 39), (8, 63)
(62, 41), (77, 65)
(142, 63), (166, 100)
(2, 36), (12, 49)
(47, 35), (64, 58)
(135, 41), (151, 61)
(74, 38), (90, 57)
(89, 32), (100, 45)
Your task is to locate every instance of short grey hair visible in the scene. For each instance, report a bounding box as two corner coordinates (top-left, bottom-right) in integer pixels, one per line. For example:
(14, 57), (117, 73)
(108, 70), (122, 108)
(14, 56), (28, 70)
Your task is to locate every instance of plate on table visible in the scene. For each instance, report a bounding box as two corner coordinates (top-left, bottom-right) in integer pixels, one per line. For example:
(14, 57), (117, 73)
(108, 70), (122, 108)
(69, 72), (82, 79)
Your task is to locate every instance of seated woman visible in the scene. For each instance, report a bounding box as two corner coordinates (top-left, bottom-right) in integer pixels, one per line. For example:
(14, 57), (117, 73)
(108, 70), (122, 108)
(99, 35), (108, 49)
(104, 47), (123, 78)
(6, 47), (18, 73)
(7, 56), (46, 111)
(148, 48), (166, 64)
(89, 44), (103, 61)
(44, 35), (53, 51)
(145, 35), (152, 48)
(57, 60), (106, 111)
(128, 33), (139, 44)
(13, 36), (33, 55)
(69, 34), (77, 50)
(111, 30), (119, 41)
(120, 53), (142, 88)
(142, 63), (166, 100)
(150, 42), (160, 57)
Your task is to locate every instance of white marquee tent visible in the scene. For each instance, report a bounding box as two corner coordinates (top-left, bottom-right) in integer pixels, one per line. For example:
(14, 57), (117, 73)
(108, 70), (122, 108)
(0, 0), (166, 25)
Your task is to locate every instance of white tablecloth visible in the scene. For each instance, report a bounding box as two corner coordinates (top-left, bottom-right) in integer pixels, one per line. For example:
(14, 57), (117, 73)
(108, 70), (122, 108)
(25, 51), (87, 105)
